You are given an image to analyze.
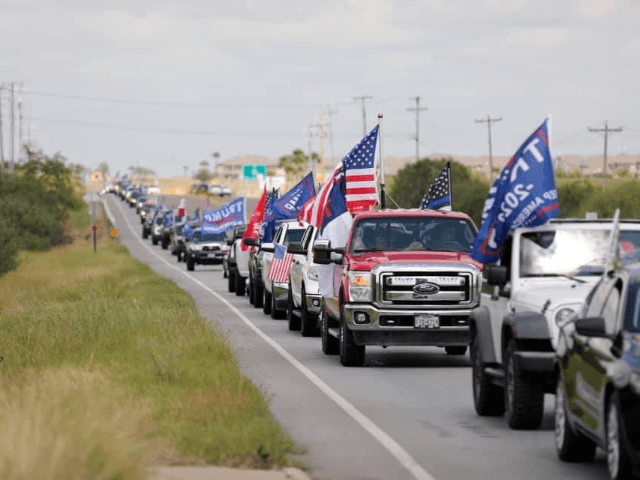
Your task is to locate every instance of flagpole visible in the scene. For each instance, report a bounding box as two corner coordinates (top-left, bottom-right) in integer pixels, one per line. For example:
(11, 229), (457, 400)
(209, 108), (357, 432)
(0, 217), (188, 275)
(378, 113), (385, 210)
(448, 161), (453, 211)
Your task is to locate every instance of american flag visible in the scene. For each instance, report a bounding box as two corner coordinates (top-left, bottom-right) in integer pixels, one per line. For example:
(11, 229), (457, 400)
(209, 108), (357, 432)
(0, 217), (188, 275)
(268, 243), (294, 283)
(298, 125), (379, 227)
(420, 162), (452, 211)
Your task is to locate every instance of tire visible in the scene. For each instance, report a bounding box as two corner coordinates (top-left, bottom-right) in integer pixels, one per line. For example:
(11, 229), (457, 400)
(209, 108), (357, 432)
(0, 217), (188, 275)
(152, 236), (158, 246)
(445, 346), (468, 355)
(555, 376), (596, 462)
(254, 280), (263, 309)
(607, 392), (633, 480)
(339, 305), (365, 367)
(186, 256), (195, 271)
(176, 251), (182, 263)
(504, 341), (544, 429)
(248, 275), (255, 305)
(161, 240), (169, 250)
(263, 289), (272, 315)
(300, 287), (319, 337)
(270, 287), (284, 319)
(228, 270), (236, 293)
(471, 339), (505, 416)
(142, 228), (148, 239)
(223, 268), (228, 279)
(235, 273), (245, 296)
(321, 302), (339, 355)
(287, 286), (301, 331)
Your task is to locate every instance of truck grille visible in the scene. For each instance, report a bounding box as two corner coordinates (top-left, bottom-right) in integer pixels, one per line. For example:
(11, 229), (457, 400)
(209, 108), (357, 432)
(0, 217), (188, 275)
(202, 245), (221, 251)
(379, 271), (472, 307)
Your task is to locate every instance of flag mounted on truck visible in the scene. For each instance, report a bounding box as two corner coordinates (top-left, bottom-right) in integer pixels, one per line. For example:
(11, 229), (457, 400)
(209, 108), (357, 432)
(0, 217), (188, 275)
(470, 117), (559, 264)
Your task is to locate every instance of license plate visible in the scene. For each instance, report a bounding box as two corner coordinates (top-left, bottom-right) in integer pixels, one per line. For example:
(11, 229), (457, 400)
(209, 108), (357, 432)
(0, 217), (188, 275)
(414, 314), (440, 329)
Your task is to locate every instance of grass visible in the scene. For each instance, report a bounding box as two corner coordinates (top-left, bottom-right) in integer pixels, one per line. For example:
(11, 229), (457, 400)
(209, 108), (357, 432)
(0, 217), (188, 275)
(0, 208), (297, 479)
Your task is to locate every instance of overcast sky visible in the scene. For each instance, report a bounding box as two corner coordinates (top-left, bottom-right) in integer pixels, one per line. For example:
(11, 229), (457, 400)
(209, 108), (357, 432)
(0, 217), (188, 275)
(1, 0), (639, 177)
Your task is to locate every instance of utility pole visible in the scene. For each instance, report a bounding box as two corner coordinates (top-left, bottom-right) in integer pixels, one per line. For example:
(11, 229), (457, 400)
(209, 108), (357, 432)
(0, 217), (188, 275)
(325, 103), (338, 162)
(183, 165), (188, 178)
(407, 96), (428, 162)
(353, 95), (372, 136)
(10, 82), (15, 177)
(475, 114), (502, 184)
(589, 121), (623, 189)
(0, 85), (4, 179)
(316, 113), (326, 183)
(308, 123), (314, 174)
(18, 84), (23, 163)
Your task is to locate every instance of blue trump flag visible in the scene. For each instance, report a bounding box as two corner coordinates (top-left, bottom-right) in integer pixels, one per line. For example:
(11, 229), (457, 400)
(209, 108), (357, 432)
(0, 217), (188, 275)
(163, 210), (173, 228)
(200, 197), (246, 235)
(274, 172), (316, 218)
(259, 190), (280, 244)
(470, 118), (560, 264)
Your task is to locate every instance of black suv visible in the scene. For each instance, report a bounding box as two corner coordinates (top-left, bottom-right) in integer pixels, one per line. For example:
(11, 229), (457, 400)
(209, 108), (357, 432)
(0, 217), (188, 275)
(555, 261), (640, 480)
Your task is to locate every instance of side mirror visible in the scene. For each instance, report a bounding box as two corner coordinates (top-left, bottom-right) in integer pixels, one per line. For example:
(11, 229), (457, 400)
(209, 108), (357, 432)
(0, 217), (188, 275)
(485, 264), (508, 286)
(313, 240), (333, 265)
(226, 238), (234, 246)
(575, 317), (608, 338)
(261, 243), (274, 253)
(287, 242), (307, 255)
(244, 237), (258, 247)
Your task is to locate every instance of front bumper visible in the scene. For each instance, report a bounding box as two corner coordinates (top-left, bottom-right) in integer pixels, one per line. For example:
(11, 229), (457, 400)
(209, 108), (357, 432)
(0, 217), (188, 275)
(272, 282), (289, 309)
(192, 251), (225, 264)
(305, 293), (322, 315)
(343, 303), (472, 347)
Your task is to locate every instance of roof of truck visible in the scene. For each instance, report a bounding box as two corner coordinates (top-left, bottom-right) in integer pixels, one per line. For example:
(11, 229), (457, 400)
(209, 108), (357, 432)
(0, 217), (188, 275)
(353, 208), (473, 221)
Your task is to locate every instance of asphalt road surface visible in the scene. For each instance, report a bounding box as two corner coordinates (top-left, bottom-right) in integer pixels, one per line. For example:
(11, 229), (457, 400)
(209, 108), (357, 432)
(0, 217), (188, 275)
(107, 194), (611, 480)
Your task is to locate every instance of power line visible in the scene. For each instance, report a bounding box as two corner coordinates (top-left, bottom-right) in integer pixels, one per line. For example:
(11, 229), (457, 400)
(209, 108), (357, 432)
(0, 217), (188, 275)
(407, 96), (428, 162)
(475, 114), (502, 184)
(589, 121), (623, 189)
(353, 95), (372, 136)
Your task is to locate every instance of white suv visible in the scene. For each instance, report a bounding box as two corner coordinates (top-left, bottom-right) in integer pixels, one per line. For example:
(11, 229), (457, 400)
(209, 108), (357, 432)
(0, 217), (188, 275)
(286, 224), (322, 336)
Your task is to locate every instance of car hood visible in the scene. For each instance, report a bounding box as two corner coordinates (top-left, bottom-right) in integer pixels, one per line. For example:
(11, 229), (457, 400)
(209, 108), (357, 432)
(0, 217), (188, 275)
(348, 250), (482, 271)
(512, 278), (598, 312)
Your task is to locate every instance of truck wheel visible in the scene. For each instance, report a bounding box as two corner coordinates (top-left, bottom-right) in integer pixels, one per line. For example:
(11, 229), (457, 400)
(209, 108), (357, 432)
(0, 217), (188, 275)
(186, 256), (195, 271)
(607, 392), (633, 480)
(555, 376), (596, 462)
(176, 251), (182, 263)
(161, 240), (169, 250)
(223, 267), (228, 278)
(263, 289), (272, 315)
(152, 236), (158, 246)
(248, 275), (255, 305)
(339, 309), (365, 367)
(271, 287), (283, 319)
(321, 302), (339, 355)
(142, 228), (148, 239)
(228, 270), (236, 293)
(300, 287), (319, 337)
(287, 286), (301, 331)
(235, 274), (245, 296)
(471, 339), (505, 416)
(445, 346), (467, 355)
(254, 280), (264, 308)
(504, 341), (544, 429)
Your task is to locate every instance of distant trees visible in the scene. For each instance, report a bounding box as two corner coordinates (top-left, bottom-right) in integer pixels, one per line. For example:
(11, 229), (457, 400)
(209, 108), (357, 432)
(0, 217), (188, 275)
(194, 160), (213, 183)
(128, 166), (156, 183)
(389, 158), (490, 226)
(279, 149), (319, 179)
(0, 149), (84, 276)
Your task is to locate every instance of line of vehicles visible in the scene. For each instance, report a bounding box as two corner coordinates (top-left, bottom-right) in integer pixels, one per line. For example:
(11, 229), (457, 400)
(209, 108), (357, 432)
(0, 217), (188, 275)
(107, 182), (640, 480)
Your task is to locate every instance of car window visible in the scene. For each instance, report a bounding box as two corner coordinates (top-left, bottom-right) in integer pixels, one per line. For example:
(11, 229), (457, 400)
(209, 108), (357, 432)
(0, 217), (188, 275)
(585, 278), (616, 318)
(283, 228), (305, 246)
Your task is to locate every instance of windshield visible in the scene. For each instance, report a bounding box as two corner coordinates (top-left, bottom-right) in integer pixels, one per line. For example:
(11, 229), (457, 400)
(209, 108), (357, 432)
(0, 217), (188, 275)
(520, 228), (640, 277)
(193, 233), (227, 243)
(350, 216), (476, 253)
(283, 228), (305, 246)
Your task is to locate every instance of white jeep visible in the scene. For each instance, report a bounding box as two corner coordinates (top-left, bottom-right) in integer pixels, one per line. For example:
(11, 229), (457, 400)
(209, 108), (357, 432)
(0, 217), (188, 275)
(470, 217), (640, 430)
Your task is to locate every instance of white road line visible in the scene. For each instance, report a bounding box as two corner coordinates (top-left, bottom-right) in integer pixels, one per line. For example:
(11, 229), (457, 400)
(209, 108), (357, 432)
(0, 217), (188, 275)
(110, 198), (437, 480)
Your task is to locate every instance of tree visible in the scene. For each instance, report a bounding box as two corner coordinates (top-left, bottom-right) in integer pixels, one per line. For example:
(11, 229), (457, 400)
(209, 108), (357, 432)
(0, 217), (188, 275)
(128, 166), (156, 183)
(389, 158), (490, 226)
(279, 149), (319, 179)
(194, 160), (213, 183)
(98, 162), (110, 177)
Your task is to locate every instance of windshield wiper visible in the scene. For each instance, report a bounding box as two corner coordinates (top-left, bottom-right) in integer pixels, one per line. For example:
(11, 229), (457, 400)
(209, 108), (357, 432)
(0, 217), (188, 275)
(529, 273), (586, 284)
(353, 248), (382, 253)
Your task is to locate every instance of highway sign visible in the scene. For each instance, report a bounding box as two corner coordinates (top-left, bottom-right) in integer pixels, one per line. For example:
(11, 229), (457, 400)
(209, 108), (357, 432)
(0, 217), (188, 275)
(242, 164), (267, 181)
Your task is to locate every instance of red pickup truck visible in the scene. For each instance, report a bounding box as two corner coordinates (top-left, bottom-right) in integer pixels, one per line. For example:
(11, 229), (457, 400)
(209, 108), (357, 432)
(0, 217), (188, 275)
(313, 209), (483, 366)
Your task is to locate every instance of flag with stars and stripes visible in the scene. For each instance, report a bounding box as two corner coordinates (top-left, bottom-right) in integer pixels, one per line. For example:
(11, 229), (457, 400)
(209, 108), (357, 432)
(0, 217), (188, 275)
(420, 162), (452, 212)
(267, 243), (294, 283)
(298, 125), (379, 228)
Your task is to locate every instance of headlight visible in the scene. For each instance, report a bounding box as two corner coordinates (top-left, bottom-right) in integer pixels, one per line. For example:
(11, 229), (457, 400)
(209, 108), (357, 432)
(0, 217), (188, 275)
(307, 266), (319, 282)
(191, 244), (202, 251)
(555, 308), (576, 327)
(348, 272), (373, 302)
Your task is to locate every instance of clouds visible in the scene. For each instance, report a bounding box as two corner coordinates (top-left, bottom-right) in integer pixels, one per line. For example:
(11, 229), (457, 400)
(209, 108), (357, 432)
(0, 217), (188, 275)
(0, 0), (638, 176)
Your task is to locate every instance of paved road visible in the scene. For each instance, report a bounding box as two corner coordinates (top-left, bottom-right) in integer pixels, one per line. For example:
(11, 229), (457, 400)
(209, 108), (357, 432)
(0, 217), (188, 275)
(107, 195), (611, 480)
